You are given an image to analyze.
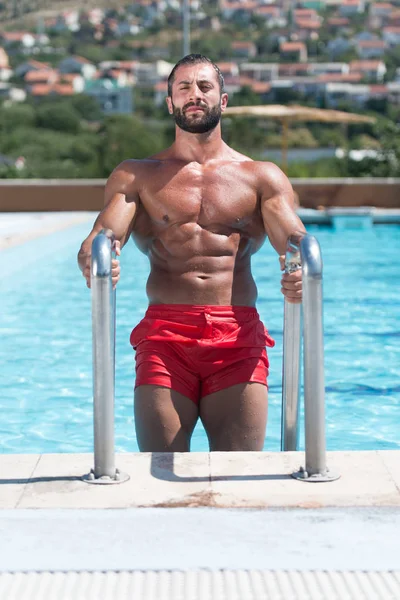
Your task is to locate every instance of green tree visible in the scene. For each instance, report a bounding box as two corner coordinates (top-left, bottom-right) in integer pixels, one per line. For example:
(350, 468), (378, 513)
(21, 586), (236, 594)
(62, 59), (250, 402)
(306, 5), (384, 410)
(36, 104), (82, 134)
(0, 103), (36, 133)
(98, 114), (165, 177)
(70, 94), (103, 121)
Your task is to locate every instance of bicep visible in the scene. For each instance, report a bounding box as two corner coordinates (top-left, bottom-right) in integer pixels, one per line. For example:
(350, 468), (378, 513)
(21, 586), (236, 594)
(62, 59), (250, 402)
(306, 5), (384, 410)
(260, 167), (305, 255)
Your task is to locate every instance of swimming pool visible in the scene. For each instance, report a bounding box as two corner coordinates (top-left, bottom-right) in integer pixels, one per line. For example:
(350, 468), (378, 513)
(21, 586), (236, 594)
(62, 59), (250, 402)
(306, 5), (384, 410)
(1, 220), (399, 454)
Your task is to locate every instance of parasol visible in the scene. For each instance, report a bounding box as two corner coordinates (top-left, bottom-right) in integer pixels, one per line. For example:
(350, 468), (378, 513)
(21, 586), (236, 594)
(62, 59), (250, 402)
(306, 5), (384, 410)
(223, 104), (376, 173)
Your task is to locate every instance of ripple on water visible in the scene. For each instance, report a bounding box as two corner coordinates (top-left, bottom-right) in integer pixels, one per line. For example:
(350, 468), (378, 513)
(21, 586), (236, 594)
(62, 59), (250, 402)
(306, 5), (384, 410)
(1, 223), (399, 453)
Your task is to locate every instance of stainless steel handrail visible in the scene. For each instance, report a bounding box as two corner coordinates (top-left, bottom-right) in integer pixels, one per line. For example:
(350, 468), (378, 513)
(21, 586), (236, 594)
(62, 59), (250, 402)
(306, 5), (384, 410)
(282, 232), (339, 482)
(281, 234), (302, 451)
(83, 229), (129, 485)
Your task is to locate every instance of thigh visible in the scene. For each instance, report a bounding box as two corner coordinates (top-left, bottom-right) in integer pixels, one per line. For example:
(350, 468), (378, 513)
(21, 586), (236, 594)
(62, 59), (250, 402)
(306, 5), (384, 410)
(134, 385), (199, 452)
(199, 383), (268, 451)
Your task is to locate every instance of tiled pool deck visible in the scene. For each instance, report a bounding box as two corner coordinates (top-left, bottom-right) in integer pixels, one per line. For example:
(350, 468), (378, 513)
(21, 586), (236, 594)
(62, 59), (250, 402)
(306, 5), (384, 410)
(1, 211), (399, 598)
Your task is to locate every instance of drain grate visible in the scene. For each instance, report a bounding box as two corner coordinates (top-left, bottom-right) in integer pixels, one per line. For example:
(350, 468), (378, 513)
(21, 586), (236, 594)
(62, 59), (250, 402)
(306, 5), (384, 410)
(1, 569), (399, 599)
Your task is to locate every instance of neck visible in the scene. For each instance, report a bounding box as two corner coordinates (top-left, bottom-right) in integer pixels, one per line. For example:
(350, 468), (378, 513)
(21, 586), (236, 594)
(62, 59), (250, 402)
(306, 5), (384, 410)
(173, 125), (226, 164)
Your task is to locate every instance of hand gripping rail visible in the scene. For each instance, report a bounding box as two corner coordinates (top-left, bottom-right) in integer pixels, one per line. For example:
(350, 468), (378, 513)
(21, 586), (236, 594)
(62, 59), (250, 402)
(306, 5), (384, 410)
(282, 232), (339, 482)
(83, 229), (129, 484)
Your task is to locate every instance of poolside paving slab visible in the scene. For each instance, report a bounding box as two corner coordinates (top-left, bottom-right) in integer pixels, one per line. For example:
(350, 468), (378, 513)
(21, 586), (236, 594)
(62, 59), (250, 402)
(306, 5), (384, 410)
(209, 450), (400, 508)
(3, 450), (400, 510)
(0, 454), (40, 509)
(16, 452), (211, 509)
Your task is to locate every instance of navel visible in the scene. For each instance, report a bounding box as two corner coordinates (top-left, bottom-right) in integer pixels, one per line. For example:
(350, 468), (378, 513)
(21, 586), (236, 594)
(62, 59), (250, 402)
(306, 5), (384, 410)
(162, 214), (170, 223)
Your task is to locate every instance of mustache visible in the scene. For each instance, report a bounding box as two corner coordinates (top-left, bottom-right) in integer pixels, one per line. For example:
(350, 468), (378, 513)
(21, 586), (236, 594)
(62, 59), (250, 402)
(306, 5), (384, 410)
(182, 101), (207, 112)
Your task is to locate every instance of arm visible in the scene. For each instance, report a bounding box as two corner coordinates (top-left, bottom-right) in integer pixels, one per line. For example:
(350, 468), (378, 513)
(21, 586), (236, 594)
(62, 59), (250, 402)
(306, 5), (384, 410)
(77, 160), (139, 287)
(260, 163), (306, 304)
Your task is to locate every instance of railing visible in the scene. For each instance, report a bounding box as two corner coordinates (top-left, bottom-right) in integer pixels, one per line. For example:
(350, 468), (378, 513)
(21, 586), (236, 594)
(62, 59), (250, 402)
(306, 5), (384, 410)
(83, 229), (129, 485)
(281, 232), (340, 482)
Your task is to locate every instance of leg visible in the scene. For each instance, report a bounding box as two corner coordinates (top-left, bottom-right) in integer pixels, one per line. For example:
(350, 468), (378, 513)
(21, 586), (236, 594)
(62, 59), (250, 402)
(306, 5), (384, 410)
(199, 383), (268, 451)
(134, 385), (199, 452)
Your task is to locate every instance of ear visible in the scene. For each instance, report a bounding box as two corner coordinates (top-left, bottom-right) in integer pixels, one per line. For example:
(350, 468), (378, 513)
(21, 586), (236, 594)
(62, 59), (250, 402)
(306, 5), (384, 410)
(220, 92), (229, 112)
(166, 96), (173, 114)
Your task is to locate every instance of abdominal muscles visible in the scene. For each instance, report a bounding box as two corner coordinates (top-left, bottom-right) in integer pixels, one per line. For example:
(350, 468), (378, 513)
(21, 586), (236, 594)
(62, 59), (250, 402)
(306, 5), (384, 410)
(144, 223), (258, 306)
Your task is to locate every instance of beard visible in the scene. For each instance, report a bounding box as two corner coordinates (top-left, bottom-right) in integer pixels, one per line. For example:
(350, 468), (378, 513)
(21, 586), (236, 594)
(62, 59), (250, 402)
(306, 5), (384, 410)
(172, 101), (222, 134)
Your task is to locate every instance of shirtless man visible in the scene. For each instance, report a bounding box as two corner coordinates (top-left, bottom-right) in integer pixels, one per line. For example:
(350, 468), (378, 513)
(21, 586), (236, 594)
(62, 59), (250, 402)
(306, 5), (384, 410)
(78, 54), (305, 453)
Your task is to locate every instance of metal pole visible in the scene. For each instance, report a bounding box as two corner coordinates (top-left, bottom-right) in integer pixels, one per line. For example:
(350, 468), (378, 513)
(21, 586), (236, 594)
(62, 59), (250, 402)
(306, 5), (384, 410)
(83, 229), (129, 485)
(281, 234), (302, 451)
(183, 0), (190, 56)
(292, 235), (339, 482)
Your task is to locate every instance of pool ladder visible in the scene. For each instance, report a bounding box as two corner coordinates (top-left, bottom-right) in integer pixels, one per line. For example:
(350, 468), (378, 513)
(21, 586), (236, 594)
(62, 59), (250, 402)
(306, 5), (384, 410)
(86, 229), (339, 483)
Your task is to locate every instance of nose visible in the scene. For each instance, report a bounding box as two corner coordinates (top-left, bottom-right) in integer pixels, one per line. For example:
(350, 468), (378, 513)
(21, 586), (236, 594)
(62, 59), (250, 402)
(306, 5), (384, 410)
(188, 84), (203, 103)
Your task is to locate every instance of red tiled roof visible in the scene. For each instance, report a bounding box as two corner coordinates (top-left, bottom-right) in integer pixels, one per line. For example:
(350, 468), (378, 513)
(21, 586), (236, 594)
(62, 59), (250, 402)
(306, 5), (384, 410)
(280, 42), (306, 51)
(295, 19), (321, 29)
(317, 72), (363, 82)
(255, 6), (280, 14)
(24, 69), (58, 82)
(231, 41), (255, 48)
(369, 84), (388, 93)
(30, 84), (53, 96)
(349, 60), (385, 70)
(371, 2), (393, 9)
(357, 40), (386, 47)
(30, 83), (75, 96)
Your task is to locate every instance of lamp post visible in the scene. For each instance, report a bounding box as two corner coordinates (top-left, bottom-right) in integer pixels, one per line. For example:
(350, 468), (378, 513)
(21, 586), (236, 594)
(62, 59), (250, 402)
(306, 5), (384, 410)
(183, 0), (190, 56)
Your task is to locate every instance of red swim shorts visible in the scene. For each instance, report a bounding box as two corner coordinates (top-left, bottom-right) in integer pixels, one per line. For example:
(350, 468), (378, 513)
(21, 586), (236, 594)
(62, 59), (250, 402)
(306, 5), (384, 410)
(130, 304), (275, 405)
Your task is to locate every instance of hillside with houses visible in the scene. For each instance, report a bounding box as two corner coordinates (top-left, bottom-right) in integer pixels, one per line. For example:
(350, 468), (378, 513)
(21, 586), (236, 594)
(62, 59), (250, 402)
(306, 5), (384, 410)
(0, 0), (399, 177)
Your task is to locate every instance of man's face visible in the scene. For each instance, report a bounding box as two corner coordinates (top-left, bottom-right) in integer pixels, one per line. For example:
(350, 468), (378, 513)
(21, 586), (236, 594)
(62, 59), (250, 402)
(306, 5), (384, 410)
(167, 63), (228, 134)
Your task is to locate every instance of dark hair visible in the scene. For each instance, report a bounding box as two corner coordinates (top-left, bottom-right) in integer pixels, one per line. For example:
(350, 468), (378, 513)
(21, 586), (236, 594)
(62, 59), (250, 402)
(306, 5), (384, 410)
(167, 54), (225, 97)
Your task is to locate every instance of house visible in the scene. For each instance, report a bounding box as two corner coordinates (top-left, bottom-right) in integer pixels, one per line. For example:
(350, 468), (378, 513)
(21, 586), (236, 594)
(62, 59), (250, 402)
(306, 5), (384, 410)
(84, 79), (133, 114)
(382, 26), (400, 47)
(215, 62), (240, 79)
(279, 41), (308, 63)
(0, 47), (12, 82)
(0, 153), (25, 170)
(220, 1), (259, 22)
(114, 18), (141, 37)
(294, 8), (319, 22)
(309, 62), (349, 76)
(317, 72), (363, 83)
(51, 11), (80, 33)
(339, 0), (365, 17)
(231, 41), (257, 60)
(278, 63), (311, 78)
(154, 79), (168, 106)
(356, 39), (387, 59)
(388, 10), (400, 27)
(294, 18), (322, 40)
(0, 82), (26, 102)
(240, 63), (279, 82)
(24, 69), (58, 85)
(58, 56), (97, 79)
(254, 5), (287, 28)
(14, 59), (52, 79)
(0, 31), (48, 50)
(370, 2), (394, 19)
(29, 83), (76, 97)
(133, 60), (173, 87)
(327, 37), (353, 59)
(236, 76), (271, 98)
(326, 17), (351, 32)
(349, 60), (387, 82)
(324, 82), (370, 108)
(387, 81), (400, 104)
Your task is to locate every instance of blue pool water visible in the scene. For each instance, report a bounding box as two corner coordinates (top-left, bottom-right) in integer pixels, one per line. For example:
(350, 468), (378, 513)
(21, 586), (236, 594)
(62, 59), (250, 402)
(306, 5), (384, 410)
(1, 220), (399, 454)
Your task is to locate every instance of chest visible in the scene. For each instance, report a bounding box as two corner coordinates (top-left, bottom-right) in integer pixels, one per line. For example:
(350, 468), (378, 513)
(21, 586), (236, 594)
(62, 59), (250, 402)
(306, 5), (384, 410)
(139, 163), (259, 227)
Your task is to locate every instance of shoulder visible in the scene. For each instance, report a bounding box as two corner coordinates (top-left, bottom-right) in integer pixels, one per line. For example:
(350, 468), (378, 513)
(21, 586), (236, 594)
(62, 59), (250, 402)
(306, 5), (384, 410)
(106, 158), (162, 191)
(249, 161), (294, 198)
